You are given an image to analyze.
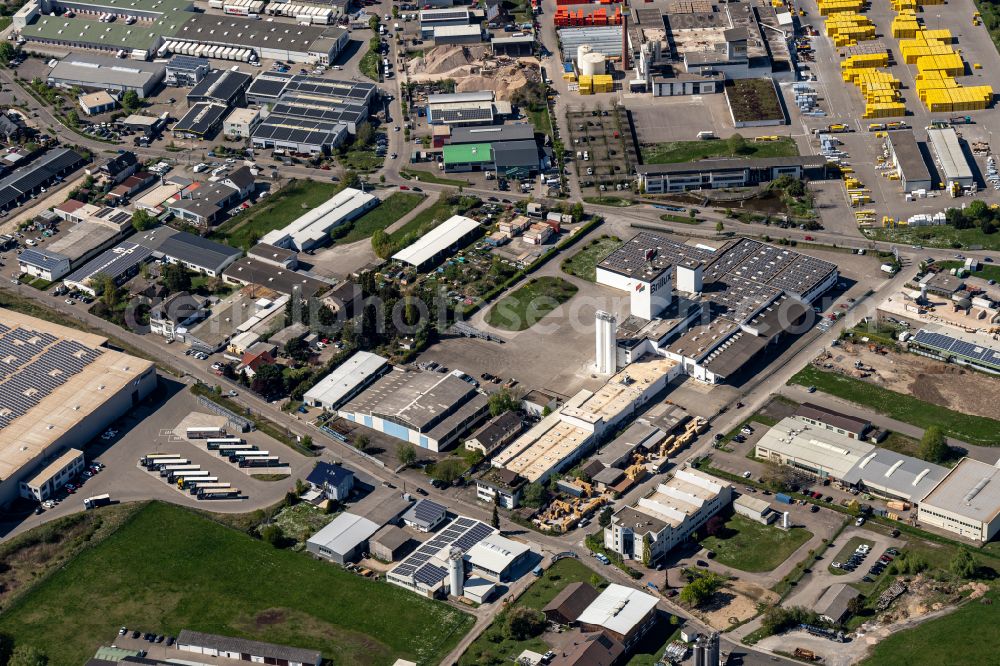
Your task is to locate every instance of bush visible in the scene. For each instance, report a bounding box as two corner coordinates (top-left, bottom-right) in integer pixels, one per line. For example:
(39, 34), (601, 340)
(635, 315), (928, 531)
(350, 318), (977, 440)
(503, 606), (545, 640)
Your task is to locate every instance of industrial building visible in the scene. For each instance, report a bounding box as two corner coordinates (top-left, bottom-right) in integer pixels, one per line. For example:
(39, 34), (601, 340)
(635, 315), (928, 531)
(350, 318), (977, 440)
(172, 102), (228, 139)
(305, 511), (380, 564)
(433, 24), (483, 45)
(464, 532), (531, 581)
(604, 467), (732, 563)
(304, 461), (354, 501)
(0, 148), (87, 212)
(475, 467), (526, 509)
(187, 68), (251, 107)
(464, 411), (524, 457)
(543, 581), (600, 625)
(63, 241), (153, 295)
(370, 525), (413, 562)
(170, 15), (349, 64)
(164, 173), (252, 227)
(19, 448), (86, 502)
(391, 214), (482, 269)
(636, 156), (828, 193)
(0, 311), (157, 507)
(140, 229), (242, 277)
(426, 91), (498, 126)
(303, 351), (390, 410)
(918, 458), (1000, 542)
(815, 584), (861, 624)
(386, 514), (497, 597)
(260, 187), (378, 251)
(886, 130), (933, 192)
(223, 107), (261, 138)
(576, 584), (659, 648)
(909, 329), (1000, 374)
(78, 91), (117, 116)
(46, 201), (135, 269)
(492, 34), (534, 57)
(18, 248), (72, 281)
(594, 234), (838, 384)
(176, 630), (321, 666)
(403, 498), (448, 532)
(222, 256), (331, 298)
(927, 127), (974, 191)
(165, 55), (210, 86)
(733, 494), (776, 524)
(47, 53), (166, 98)
(794, 402), (871, 439)
(339, 368), (489, 452)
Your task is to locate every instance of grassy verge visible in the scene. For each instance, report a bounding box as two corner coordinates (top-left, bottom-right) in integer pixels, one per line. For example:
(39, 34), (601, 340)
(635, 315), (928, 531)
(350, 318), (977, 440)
(582, 196), (634, 207)
(560, 234), (621, 281)
(485, 276), (578, 331)
(660, 213), (704, 225)
(700, 514), (812, 573)
(0, 502), (473, 666)
(401, 169), (470, 186)
(643, 137), (798, 164)
(865, 225), (1000, 251)
(788, 365), (1000, 446)
(359, 36), (380, 81)
(458, 558), (603, 666)
(860, 590), (1000, 665)
(332, 192), (424, 245)
(189, 384), (317, 457)
(210, 180), (339, 249)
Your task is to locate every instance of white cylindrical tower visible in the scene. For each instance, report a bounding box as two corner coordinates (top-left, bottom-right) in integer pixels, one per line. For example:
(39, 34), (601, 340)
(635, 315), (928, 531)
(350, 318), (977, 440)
(448, 547), (464, 598)
(782, 511), (790, 529)
(595, 310), (617, 374)
(579, 52), (606, 77)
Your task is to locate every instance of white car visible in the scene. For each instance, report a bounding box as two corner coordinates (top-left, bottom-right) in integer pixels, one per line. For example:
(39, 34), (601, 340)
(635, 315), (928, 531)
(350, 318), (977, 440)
(855, 516), (866, 526)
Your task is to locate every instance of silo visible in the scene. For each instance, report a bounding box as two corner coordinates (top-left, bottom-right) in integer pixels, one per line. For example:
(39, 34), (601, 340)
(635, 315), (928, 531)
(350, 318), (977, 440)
(576, 43), (593, 66)
(448, 547), (464, 597)
(579, 51), (606, 77)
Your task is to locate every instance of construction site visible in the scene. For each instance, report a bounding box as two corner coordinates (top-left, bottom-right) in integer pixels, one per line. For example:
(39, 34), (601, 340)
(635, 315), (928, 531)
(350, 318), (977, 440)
(405, 46), (541, 101)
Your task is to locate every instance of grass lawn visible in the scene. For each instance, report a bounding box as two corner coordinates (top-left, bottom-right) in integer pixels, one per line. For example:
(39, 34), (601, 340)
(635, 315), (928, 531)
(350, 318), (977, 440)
(401, 169), (470, 186)
(860, 590), (1000, 666)
(485, 276), (579, 331)
(333, 192), (424, 245)
(210, 180), (339, 249)
(725, 79), (785, 123)
(527, 106), (552, 136)
(0, 502), (472, 666)
(865, 225), (1000, 252)
(561, 234), (622, 281)
(788, 365), (1000, 446)
(643, 136), (798, 164)
(459, 558), (604, 666)
(935, 260), (1000, 283)
(700, 514), (813, 573)
(827, 536), (875, 576)
(388, 192), (460, 242)
(359, 37), (379, 81)
(339, 146), (385, 171)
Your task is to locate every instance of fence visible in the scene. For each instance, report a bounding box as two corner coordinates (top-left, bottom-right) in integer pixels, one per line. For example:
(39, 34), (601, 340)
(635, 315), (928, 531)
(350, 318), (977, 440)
(197, 395), (254, 433)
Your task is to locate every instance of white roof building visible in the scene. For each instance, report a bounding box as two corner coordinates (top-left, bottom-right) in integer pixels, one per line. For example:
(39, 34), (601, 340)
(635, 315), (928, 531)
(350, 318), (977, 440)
(918, 458), (1000, 542)
(754, 416), (875, 480)
(304, 351), (390, 410)
(261, 187), (377, 251)
(391, 215), (481, 268)
(576, 584), (659, 645)
(305, 512), (380, 564)
(465, 533), (531, 581)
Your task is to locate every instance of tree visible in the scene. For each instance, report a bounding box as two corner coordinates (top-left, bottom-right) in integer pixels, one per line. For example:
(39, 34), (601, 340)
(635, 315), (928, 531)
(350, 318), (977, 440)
(301, 435), (312, 450)
(285, 337), (311, 363)
(162, 263), (192, 293)
(432, 457), (465, 484)
(598, 506), (613, 528)
(397, 441), (417, 468)
(488, 388), (518, 417)
(354, 122), (374, 148)
(679, 572), (724, 607)
(250, 363), (284, 398)
(704, 515), (726, 538)
(260, 524), (284, 547)
(640, 533), (652, 567)
(521, 481), (546, 508)
(503, 607), (545, 640)
(121, 90), (140, 112)
(353, 433), (371, 452)
(920, 425), (950, 463)
(491, 502), (500, 529)
(951, 547), (977, 579)
(727, 133), (747, 155)
(96, 272), (122, 309)
(847, 595), (865, 617)
(368, 15), (380, 32)
(570, 202), (585, 222)
(715, 221), (725, 234)
(0, 42), (19, 66)
(131, 208), (155, 231)
(8, 646), (47, 666)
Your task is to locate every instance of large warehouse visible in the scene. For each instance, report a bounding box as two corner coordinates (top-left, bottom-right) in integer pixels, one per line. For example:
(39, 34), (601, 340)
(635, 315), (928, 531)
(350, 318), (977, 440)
(918, 458), (1000, 542)
(338, 368), (489, 452)
(47, 53), (165, 99)
(0, 310), (157, 507)
(170, 15), (350, 64)
(391, 214), (482, 270)
(260, 187), (377, 251)
(303, 351), (389, 410)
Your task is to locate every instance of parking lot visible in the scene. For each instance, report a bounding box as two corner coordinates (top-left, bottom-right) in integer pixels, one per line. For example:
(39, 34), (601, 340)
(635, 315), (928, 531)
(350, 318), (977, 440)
(566, 106), (639, 194)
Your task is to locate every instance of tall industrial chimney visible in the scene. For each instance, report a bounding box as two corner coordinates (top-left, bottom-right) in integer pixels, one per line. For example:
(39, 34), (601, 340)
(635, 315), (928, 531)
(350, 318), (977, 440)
(621, 14), (630, 70)
(595, 310), (618, 374)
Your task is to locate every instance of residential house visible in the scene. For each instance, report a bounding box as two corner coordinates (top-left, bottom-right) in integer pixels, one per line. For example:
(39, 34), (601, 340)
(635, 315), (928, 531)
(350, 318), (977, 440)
(465, 411), (524, 457)
(305, 461), (355, 501)
(149, 291), (205, 340)
(97, 152), (139, 185)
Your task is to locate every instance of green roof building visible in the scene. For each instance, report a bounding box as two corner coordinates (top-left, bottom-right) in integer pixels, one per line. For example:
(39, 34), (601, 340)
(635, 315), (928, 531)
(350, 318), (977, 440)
(442, 142), (493, 173)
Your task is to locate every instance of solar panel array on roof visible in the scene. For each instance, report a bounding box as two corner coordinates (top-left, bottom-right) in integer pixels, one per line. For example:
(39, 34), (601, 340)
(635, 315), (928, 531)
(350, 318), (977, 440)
(173, 103), (228, 136)
(0, 325), (103, 428)
(388, 515), (494, 589)
(63, 242), (152, 286)
(912, 329), (1000, 370)
(0, 149), (85, 210)
(412, 499), (446, 524)
(435, 108), (493, 123)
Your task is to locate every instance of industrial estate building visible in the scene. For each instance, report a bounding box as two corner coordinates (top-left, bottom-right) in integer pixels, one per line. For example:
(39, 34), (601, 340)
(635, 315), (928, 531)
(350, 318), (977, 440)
(604, 467), (732, 563)
(303, 351), (389, 410)
(576, 584), (659, 648)
(260, 187), (377, 251)
(47, 53), (166, 98)
(176, 630), (322, 666)
(886, 130), (933, 193)
(391, 215), (482, 269)
(0, 311), (157, 507)
(918, 458), (1000, 542)
(636, 156), (827, 193)
(0, 148), (87, 212)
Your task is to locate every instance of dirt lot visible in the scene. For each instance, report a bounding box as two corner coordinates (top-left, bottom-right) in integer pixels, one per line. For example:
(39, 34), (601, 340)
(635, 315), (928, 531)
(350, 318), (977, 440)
(816, 342), (1000, 420)
(695, 578), (778, 631)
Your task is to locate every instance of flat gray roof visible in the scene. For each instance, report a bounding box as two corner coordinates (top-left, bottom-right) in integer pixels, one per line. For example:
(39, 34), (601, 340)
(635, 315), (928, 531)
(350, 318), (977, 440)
(48, 54), (165, 89)
(176, 14), (335, 53)
(920, 458), (1000, 525)
(176, 630), (321, 664)
(636, 156), (827, 175)
(888, 130), (932, 185)
(843, 448), (948, 503)
(342, 369), (479, 431)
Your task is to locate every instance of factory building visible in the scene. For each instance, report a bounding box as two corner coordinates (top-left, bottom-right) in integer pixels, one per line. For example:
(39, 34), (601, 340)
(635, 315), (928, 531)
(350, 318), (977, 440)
(0, 311), (157, 507)
(391, 215), (482, 270)
(576, 584), (659, 648)
(305, 512), (380, 564)
(636, 156), (827, 194)
(604, 468), (732, 563)
(165, 55), (210, 86)
(886, 130), (933, 193)
(426, 91), (497, 126)
(187, 68), (252, 107)
(303, 351), (390, 410)
(927, 127), (974, 191)
(170, 15), (349, 64)
(338, 368), (489, 452)
(0, 148), (87, 212)
(918, 458), (1000, 542)
(63, 241), (153, 295)
(176, 630), (321, 666)
(47, 54), (165, 99)
(172, 102), (228, 139)
(18, 248), (72, 281)
(260, 187), (377, 251)
(139, 229), (243, 277)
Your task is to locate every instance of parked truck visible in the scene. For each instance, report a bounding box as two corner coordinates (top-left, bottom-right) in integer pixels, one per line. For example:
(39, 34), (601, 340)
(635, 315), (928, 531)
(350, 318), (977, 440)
(950, 116), (972, 125)
(775, 493), (793, 504)
(83, 494), (111, 510)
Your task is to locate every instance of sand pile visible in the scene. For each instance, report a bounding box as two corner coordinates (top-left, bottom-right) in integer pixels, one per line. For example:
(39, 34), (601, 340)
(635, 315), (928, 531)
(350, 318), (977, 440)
(409, 46), (475, 75)
(458, 65), (529, 101)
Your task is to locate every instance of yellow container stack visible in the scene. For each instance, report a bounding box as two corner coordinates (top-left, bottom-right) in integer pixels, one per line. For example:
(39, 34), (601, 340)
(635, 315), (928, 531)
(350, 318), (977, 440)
(916, 53), (965, 76)
(841, 52), (889, 77)
(891, 10), (920, 38)
(592, 74), (613, 93)
(578, 75), (593, 94)
(817, 0), (864, 15)
(925, 86), (994, 112)
(890, 0), (917, 11)
(827, 14), (877, 46)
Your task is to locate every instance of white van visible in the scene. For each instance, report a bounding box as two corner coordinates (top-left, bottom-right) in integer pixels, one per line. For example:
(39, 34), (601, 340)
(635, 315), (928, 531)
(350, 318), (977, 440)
(696, 131), (716, 140)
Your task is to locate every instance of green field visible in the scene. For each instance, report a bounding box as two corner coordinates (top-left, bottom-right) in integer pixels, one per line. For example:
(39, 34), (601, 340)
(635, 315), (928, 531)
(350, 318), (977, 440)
(0, 502), (472, 666)
(642, 137), (798, 165)
(699, 514), (813, 573)
(459, 558), (603, 666)
(789, 365), (1000, 446)
(211, 180), (340, 249)
(935, 261), (1000, 283)
(401, 169), (470, 186)
(866, 225), (1000, 252)
(860, 590), (1000, 666)
(333, 192), (425, 245)
(486, 277), (579, 331)
(561, 235), (621, 281)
